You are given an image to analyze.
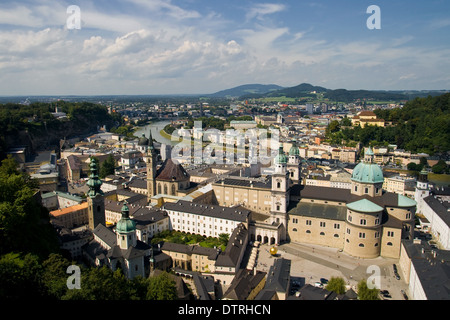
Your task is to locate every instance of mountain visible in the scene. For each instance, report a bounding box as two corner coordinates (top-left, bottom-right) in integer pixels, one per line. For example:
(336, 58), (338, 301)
(264, 83), (329, 98)
(209, 84), (285, 98)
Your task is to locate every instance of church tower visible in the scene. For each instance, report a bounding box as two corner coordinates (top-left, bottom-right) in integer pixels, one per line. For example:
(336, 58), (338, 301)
(87, 157), (106, 230)
(146, 130), (157, 202)
(415, 168), (430, 214)
(270, 146), (290, 241)
(116, 201), (137, 250)
(287, 143), (301, 185)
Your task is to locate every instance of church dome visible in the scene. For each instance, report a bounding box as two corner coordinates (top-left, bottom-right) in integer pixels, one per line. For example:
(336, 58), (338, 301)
(289, 145), (300, 156)
(351, 162), (384, 184)
(275, 146), (288, 164)
(138, 134), (149, 146)
(116, 202), (136, 233)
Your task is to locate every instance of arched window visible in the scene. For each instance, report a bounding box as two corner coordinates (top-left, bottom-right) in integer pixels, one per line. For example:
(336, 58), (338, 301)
(171, 184), (176, 195)
(306, 230), (311, 233)
(164, 184), (168, 194)
(359, 243), (365, 247)
(158, 184), (162, 194)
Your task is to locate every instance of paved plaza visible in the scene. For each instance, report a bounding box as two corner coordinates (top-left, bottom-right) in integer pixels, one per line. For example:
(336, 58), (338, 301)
(255, 242), (411, 300)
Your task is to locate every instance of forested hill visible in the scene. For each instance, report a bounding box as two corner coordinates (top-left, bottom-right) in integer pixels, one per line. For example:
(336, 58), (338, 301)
(374, 93), (450, 154)
(0, 101), (121, 159)
(326, 93), (450, 155)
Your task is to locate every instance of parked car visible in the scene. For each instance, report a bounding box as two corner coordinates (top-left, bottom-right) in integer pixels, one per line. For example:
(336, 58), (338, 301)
(320, 278), (329, 285)
(380, 290), (391, 299)
(401, 290), (409, 300)
(314, 282), (323, 288)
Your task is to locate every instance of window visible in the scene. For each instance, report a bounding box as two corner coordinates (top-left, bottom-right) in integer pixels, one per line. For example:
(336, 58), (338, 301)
(375, 232), (380, 238)
(306, 220), (312, 225)
(359, 232), (366, 239)
(387, 231), (394, 237)
(364, 187), (369, 194)
(293, 228), (297, 232)
(320, 232), (325, 236)
(359, 243), (365, 247)
(320, 222), (326, 228)
(306, 230), (311, 233)
(354, 186), (358, 192)
(334, 234), (339, 238)
(334, 223), (340, 229)
(360, 219), (367, 225)
(375, 218), (380, 225)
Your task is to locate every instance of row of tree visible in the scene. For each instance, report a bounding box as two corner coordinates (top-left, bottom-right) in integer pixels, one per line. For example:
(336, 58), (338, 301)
(0, 252), (177, 300)
(325, 276), (380, 300)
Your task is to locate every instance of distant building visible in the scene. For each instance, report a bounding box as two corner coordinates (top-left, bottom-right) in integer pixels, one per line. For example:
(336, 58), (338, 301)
(351, 111), (385, 128)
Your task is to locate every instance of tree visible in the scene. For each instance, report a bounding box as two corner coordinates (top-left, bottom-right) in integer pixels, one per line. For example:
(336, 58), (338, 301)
(146, 271), (178, 300)
(432, 160), (448, 174)
(325, 276), (346, 294)
(41, 253), (73, 299)
(62, 266), (132, 300)
(0, 156), (58, 258)
(218, 233), (230, 247)
(100, 154), (116, 178)
(357, 280), (379, 300)
(0, 252), (44, 299)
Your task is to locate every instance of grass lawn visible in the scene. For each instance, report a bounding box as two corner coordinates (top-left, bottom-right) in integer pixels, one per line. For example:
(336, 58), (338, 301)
(428, 173), (450, 186)
(151, 230), (228, 251)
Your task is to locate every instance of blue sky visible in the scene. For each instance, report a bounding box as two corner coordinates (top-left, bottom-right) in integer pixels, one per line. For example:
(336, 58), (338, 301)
(0, 0), (449, 95)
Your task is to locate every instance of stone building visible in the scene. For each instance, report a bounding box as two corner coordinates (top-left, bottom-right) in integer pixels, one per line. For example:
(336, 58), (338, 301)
(287, 147), (416, 259)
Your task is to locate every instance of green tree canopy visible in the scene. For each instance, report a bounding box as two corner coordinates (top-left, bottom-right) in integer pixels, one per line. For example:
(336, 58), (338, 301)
(325, 276), (346, 295)
(146, 271), (178, 300)
(357, 279), (380, 300)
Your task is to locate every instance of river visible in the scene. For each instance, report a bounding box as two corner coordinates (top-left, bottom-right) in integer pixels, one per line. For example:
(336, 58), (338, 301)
(133, 120), (176, 146)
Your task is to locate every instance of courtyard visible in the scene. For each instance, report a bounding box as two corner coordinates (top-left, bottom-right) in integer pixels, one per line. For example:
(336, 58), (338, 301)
(255, 241), (411, 300)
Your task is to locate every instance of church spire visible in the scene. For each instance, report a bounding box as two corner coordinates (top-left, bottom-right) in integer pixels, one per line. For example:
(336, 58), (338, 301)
(87, 157), (103, 198)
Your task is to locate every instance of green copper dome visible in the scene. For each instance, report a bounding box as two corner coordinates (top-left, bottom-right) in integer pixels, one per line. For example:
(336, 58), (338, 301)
(275, 146), (288, 164)
(289, 145), (300, 156)
(116, 202), (136, 233)
(351, 162), (384, 184)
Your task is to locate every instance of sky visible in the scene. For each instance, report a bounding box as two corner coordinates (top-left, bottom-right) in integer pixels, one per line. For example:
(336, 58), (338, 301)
(0, 0), (450, 95)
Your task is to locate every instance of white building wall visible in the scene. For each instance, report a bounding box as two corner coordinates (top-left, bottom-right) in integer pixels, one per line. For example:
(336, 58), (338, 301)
(421, 200), (450, 250)
(167, 209), (240, 238)
(409, 263), (427, 300)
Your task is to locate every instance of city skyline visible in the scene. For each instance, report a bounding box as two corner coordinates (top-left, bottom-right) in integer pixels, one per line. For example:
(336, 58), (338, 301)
(1, 0), (450, 95)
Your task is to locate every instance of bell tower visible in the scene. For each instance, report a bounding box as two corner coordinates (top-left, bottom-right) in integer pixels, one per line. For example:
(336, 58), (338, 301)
(270, 146), (290, 241)
(146, 130), (157, 202)
(87, 157), (106, 230)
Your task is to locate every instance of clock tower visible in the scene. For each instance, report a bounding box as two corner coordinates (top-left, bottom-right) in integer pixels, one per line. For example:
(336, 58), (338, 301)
(270, 146), (290, 241)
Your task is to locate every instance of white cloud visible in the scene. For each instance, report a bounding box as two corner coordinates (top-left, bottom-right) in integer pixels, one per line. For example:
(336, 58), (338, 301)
(246, 3), (286, 20)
